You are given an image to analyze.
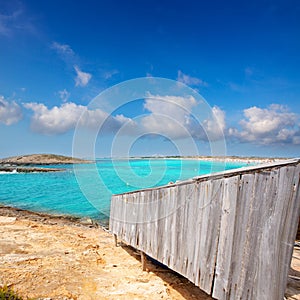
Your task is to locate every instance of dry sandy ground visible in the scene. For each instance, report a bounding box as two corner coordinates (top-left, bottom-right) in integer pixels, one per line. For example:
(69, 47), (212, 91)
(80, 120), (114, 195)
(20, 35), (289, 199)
(0, 207), (299, 300)
(287, 246), (300, 300)
(0, 208), (211, 300)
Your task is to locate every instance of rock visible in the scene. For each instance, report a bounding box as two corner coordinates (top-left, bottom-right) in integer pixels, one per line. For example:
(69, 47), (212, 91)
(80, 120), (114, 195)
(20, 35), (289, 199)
(79, 217), (93, 226)
(0, 216), (16, 224)
(136, 278), (150, 283)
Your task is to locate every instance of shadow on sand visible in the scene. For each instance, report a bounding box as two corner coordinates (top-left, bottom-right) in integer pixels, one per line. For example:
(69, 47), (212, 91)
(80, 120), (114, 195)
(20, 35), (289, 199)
(120, 243), (213, 300)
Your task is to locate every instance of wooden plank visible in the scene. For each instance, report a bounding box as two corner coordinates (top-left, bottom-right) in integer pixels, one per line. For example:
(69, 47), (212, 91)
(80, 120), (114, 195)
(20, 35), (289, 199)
(192, 181), (205, 287)
(173, 184), (186, 274)
(178, 183), (192, 276)
(161, 186), (176, 266)
(199, 178), (224, 294)
(278, 164), (300, 291)
(253, 165), (300, 299)
(156, 188), (166, 262)
(169, 185), (179, 269)
(212, 176), (240, 299)
(228, 171), (272, 299)
(143, 190), (152, 255)
(185, 182), (199, 283)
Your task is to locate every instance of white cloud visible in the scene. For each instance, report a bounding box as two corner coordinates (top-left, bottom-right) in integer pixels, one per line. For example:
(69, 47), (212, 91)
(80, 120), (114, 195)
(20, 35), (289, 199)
(51, 42), (75, 57)
(140, 94), (226, 141)
(24, 102), (84, 134)
(22, 94), (228, 142)
(229, 104), (300, 145)
(177, 70), (208, 87)
(74, 65), (92, 87)
(144, 94), (197, 118)
(58, 89), (70, 102)
(103, 69), (119, 80)
(23, 102), (133, 135)
(141, 94), (197, 138)
(202, 106), (226, 140)
(292, 136), (300, 145)
(141, 114), (190, 139)
(135, 94), (197, 139)
(52, 43), (92, 87)
(22, 91), (228, 142)
(0, 96), (22, 125)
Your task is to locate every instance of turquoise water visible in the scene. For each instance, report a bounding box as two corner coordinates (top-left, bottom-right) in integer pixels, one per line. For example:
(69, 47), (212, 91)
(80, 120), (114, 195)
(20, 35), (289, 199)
(0, 159), (248, 224)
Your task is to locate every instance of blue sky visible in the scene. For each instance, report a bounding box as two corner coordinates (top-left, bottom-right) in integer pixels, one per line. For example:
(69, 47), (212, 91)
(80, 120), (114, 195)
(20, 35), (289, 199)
(0, 0), (300, 158)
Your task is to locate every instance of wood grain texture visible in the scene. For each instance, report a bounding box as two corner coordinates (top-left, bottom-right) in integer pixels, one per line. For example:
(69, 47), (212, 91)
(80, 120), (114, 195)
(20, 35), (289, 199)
(109, 159), (300, 300)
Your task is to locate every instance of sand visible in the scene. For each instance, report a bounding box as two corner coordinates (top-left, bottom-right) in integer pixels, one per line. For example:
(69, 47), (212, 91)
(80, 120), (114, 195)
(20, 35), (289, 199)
(0, 207), (212, 300)
(0, 206), (299, 300)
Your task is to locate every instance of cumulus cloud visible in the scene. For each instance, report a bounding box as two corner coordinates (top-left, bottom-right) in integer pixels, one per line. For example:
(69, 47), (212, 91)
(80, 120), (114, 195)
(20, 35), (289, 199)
(144, 94), (197, 117)
(74, 65), (92, 87)
(177, 70), (208, 87)
(23, 102), (133, 135)
(140, 94), (226, 141)
(0, 96), (22, 125)
(141, 94), (197, 139)
(24, 102), (84, 134)
(229, 104), (300, 145)
(23, 94), (227, 141)
(202, 106), (226, 140)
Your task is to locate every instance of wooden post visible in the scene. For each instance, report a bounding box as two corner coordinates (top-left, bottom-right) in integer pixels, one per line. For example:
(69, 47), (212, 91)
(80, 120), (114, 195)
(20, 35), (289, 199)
(141, 251), (146, 271)
(114, 234), (118, 247)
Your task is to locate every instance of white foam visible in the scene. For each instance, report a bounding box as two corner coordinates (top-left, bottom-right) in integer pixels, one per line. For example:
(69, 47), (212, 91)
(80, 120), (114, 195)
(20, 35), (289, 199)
(0, 170), (18, 174)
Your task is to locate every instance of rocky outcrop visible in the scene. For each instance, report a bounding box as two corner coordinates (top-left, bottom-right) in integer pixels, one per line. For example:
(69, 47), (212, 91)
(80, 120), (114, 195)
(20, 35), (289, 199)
(0, 166), (63, 173)
(0, 154), (91, 166)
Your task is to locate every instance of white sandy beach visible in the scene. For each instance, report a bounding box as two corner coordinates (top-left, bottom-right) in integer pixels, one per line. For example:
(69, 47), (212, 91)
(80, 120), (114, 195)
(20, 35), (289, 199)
(0, 206), (299, 300)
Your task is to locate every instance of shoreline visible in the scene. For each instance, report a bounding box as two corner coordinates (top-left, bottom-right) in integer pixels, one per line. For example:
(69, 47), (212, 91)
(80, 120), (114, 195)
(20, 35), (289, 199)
(0, 205), (106, 229)
(0, 206), (213, 300)
(104, 156), (290, 164)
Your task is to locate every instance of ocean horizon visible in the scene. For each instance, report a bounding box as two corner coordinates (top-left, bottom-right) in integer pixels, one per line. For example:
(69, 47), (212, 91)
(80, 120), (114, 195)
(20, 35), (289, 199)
(0, 158), (250, 225)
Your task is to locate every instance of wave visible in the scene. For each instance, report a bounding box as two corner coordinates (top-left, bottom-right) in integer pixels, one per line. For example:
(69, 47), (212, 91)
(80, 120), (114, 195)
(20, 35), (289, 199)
(0, 169), (18, 174)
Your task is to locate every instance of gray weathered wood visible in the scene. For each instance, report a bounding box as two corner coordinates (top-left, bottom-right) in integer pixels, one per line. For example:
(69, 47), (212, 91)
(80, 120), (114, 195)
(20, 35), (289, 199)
(109, 159), (300, 300)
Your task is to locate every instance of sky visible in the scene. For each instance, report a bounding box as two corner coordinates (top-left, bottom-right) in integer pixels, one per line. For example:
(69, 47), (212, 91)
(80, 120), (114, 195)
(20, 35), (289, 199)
(0, 0), (300, 158)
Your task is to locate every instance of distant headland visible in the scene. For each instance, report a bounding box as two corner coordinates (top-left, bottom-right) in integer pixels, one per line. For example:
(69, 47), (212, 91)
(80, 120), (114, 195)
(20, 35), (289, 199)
(0, 154), (91, 165)
(0, 154), (91, 173)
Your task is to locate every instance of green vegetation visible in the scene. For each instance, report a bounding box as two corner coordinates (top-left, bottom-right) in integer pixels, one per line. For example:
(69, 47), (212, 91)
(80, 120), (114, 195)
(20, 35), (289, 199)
(0, 286), (26, 300)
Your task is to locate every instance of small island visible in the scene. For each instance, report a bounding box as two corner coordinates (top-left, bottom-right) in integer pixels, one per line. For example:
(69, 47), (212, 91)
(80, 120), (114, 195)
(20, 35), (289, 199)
(0, 154), (91, 173)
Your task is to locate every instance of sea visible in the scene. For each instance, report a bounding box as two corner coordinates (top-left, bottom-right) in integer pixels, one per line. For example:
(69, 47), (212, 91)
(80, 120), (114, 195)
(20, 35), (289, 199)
(0, 159), (249, 225)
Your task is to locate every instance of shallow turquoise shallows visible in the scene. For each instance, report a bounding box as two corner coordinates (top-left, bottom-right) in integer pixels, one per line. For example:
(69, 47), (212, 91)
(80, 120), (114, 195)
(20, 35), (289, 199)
(0, 159), (249, 224)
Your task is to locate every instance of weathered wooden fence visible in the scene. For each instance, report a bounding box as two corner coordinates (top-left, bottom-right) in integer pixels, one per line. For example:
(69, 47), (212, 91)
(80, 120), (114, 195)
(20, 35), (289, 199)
(109, 159), (300, 300)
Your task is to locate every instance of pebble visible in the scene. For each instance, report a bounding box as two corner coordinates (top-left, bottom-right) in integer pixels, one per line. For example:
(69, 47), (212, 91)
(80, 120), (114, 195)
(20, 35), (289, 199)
(79, 217), (93, 225)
